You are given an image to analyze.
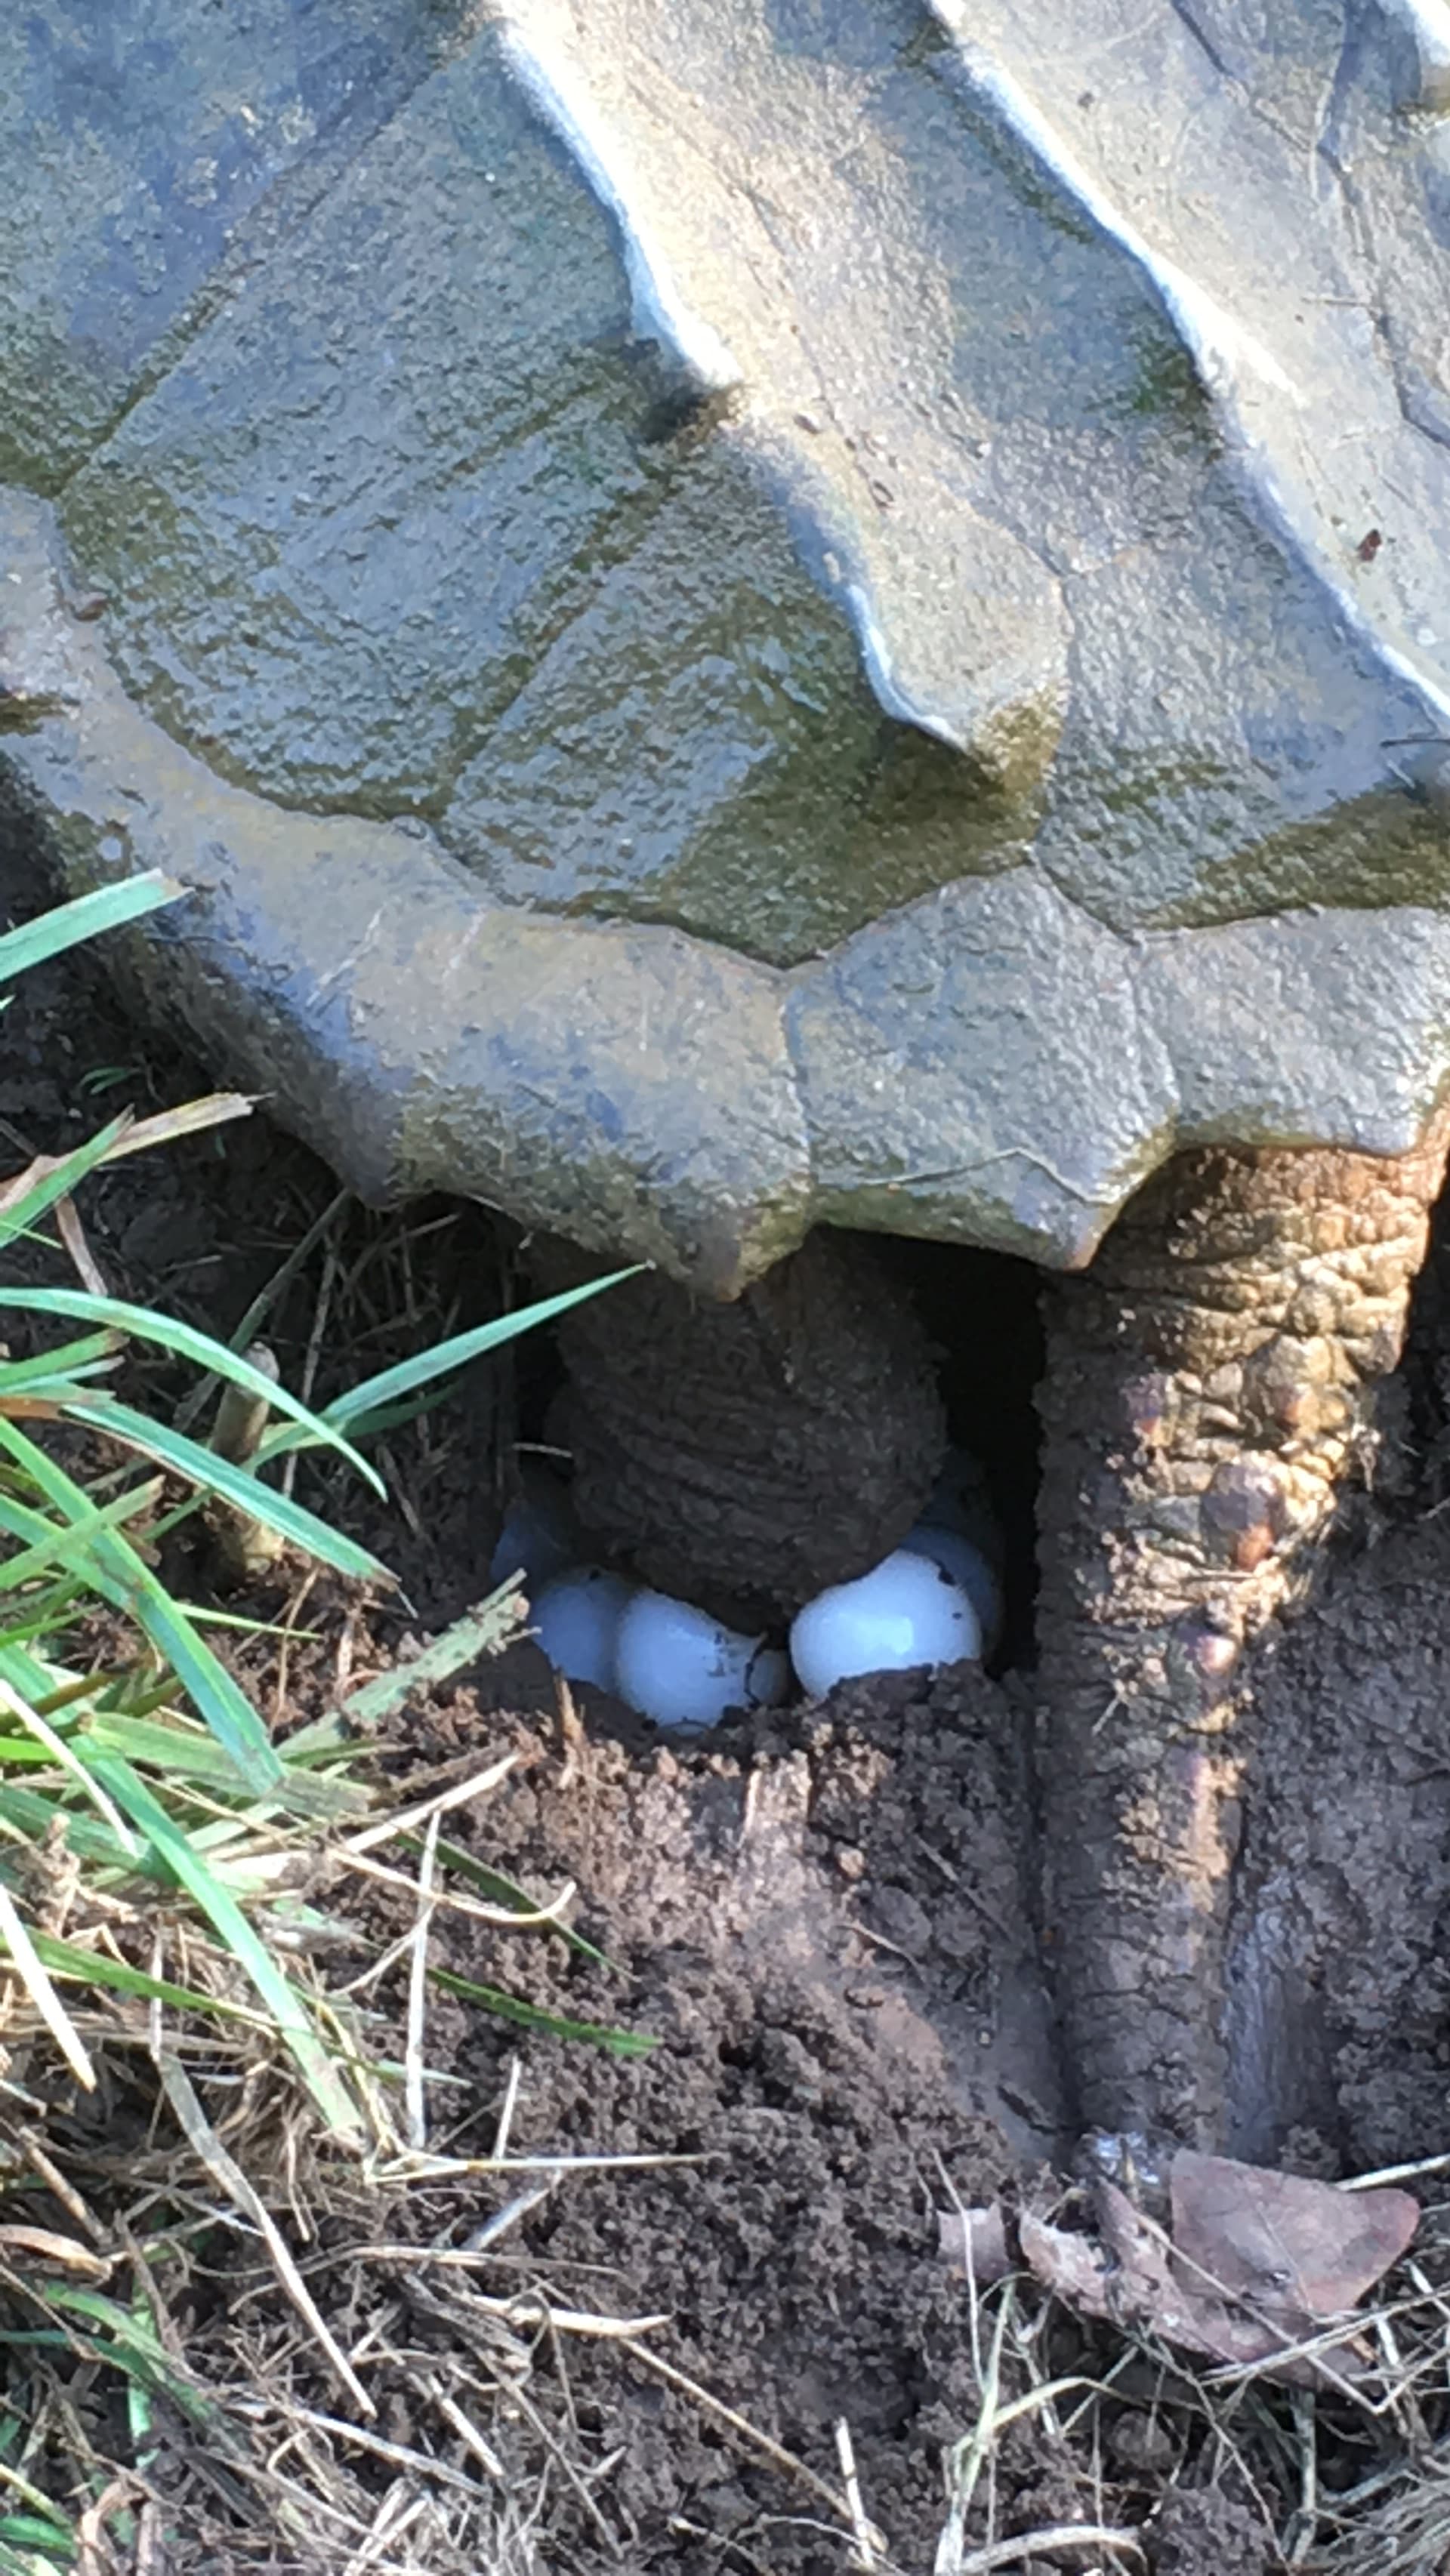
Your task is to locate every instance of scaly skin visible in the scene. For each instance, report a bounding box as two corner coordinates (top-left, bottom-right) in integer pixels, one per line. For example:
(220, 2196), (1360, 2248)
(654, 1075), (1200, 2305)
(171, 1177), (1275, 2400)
(1037, 1120), (1450, 2146)
(547, 1232), (946, 1622)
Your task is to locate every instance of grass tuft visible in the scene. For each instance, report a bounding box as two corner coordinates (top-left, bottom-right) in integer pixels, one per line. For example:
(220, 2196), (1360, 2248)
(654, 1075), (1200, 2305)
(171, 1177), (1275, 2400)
(0, 878), (643, 2568)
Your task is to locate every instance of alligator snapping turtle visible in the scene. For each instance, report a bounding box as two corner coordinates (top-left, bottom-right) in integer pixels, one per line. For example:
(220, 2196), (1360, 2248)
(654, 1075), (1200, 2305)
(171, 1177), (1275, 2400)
(5, 0), (1450, 2151)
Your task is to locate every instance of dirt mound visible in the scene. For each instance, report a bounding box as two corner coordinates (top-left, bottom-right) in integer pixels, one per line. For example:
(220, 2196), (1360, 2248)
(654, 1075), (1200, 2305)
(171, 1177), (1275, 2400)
(397, 1669), (1058, 2568)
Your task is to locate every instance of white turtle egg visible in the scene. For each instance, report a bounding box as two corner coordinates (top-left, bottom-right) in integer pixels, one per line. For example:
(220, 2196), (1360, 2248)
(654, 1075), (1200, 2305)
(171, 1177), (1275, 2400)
(531, 1567), (634, 1690)
(902, 1519), (1004, 1656)
(615, 1590), (791, 1731)
(488, 1465), (581, 1591)
(790, 1548), (982, 1699)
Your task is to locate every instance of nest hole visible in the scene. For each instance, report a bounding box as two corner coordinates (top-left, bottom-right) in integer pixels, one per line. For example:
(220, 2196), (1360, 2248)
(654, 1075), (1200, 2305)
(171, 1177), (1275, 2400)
(493, 1225), (1044, 1694)
(873, 1234), (1044, 1672)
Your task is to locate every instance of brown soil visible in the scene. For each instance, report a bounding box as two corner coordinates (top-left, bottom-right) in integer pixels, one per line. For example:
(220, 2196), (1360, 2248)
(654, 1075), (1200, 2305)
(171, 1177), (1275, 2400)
(5, 811), (1450, 2574)
(381, 1676), (1046, 2570)
(1226, 1510), (1450, 2173)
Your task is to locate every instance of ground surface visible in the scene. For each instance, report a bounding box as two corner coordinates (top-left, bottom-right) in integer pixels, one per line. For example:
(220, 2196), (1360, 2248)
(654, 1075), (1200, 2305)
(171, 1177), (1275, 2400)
(5, 822), (1450, 2571)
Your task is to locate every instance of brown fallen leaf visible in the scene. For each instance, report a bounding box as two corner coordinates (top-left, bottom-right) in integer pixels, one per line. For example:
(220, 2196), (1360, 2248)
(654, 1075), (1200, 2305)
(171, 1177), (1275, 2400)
(1169, 2149), (1419, 2324)
(0, 2223), (111, 2280)
(1023, 2183), (1304, 2375)
(1019, 2153), (1418, 2390)
(1020, 2202), (1115, 2312)
(937, 2201), (1013, 2285)
(1097, 2179), (1305, 2371)
(1022, 2186), (1271, 2361)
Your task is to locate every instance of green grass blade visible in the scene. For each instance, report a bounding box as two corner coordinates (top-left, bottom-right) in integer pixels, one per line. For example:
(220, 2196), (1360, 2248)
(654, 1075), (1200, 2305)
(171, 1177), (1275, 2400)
(84, 1751), (364, 2143)
(30, 1927), (267, 2019)
(0, 1678), (138, 1856)
(0, 1424), (282, 1792)
(318, 1269), (643, 1433)
(0, 2520), (76, 2571)
(177, 1605), (324, 1640)
(428, 1964), (656, 2057)
(0, 2468), (72, 2536)
(0, 1642), (69, 1704)
(106, 1576), (282, 1792)
(0, 1484), (159, 1592)
(60, 1393), (389, 1581)
(285, 1385), (453, 1445)
(0, 1604), (82, 1653)
(0, 874), (178, 984)
(0, 1788), (138, 1875)
(413, 1838), (615, 1971)
(0, 1331), (120, 1392)
(38, 2287), (219, 2427)
(0, 1290), (383, 1495)
(76, 1710), (278, 1786)
(341, 1588), (524, 1724)
(0, 1119), (129, 1245)
(82, 1712), (368, 1820)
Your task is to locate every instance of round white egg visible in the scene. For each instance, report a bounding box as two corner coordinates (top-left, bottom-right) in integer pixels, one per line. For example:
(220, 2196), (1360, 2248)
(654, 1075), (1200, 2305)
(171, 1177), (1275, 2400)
(488, 1465), (581, 1591)
(790, 1548), (982, 1699)
(902, 1520), (1004, 1655)
(531, 1567), (634, 1690)
(615, 1590), (790, 1732)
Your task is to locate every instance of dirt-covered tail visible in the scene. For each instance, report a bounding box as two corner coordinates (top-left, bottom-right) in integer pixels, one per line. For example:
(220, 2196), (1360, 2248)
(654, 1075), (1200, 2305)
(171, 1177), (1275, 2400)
(1036, 1118), (1450, 2147)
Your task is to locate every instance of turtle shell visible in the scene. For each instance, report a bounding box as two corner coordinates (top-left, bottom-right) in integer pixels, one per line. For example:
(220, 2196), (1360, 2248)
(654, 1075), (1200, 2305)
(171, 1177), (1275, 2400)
(5, 0), (1450, 1290)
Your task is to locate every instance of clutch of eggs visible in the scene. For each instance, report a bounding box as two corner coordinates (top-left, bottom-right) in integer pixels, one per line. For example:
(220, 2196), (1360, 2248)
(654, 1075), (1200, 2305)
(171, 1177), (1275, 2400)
(616, 1592), (790, 1728)
(531, 1564), (787, 1726)
(516, 1460), (1001, 1730)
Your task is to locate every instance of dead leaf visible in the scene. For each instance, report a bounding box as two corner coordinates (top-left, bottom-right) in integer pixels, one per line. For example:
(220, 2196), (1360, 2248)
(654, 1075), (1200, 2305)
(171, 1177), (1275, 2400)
(1018, 2161), (1409, 2388)
(0, 1093), (253, 1221)
(54, 1192), (109, 1296)
(0, 2223), (110, 2280)
(1020, 2203), (1115, 2310)
(101, 1092), (255, 1160)
(937, 2201), (1013, 2284)
(1023, 2185), (1270, 2369)
(1169, 2149), (1418, 2323)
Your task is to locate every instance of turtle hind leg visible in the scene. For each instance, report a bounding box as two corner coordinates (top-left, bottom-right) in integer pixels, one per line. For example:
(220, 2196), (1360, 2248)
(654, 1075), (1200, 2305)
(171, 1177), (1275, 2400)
(1035, 1120), (1450, 2148)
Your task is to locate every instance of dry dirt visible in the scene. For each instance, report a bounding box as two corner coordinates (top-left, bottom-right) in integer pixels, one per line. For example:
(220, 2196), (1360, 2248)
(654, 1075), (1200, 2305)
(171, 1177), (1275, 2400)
(5, 817), (1450, 2573)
